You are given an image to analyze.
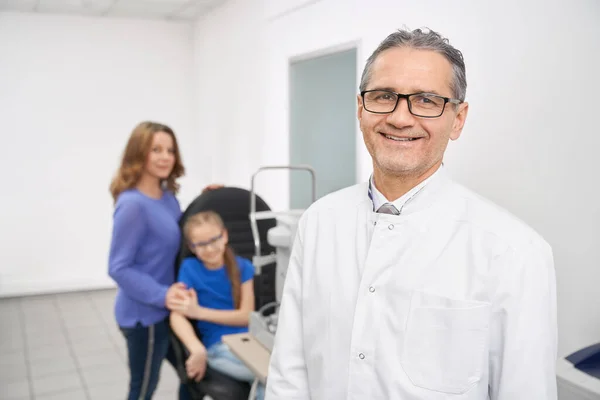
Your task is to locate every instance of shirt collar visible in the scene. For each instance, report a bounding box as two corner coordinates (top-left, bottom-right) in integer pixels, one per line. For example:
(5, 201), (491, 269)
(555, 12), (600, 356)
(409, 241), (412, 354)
(368, 164), (443, 214)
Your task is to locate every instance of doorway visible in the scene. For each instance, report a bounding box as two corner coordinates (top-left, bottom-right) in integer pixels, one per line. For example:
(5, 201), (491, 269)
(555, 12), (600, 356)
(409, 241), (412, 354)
(289, 47), (358, 209)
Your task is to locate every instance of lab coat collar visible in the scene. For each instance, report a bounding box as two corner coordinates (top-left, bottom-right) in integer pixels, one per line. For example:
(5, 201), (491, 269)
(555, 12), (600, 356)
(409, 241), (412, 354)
(368, 164), (449, 216)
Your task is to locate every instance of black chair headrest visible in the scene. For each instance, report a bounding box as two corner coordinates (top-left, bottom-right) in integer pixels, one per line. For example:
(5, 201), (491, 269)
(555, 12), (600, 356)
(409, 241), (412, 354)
(175, 186), (277, 272)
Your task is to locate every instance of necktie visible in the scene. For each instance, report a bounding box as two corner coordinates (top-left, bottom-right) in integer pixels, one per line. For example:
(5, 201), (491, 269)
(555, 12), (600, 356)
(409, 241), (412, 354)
(377, 202), (400, 215)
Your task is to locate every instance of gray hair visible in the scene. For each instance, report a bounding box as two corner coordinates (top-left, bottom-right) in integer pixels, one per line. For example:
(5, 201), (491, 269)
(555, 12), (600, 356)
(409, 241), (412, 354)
(359, 27), (467, 101)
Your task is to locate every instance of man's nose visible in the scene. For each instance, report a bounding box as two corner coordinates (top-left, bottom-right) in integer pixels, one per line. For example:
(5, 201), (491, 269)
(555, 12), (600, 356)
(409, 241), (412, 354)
(385, 98), (416, 128)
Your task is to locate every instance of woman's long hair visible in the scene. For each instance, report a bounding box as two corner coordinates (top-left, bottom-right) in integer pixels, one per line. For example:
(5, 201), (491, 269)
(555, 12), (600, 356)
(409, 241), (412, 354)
(183, 211), (242, 309)
(109, 121), (185, 203)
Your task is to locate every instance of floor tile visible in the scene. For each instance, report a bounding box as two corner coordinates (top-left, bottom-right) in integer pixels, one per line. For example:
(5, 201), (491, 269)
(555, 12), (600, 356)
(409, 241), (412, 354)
(63, 316), (106, 332)
(0, 290), (139, 400)
(57, 309), (96, 322)
(0, 297), (21, 308)
(70, 337), (116, 357)
(32, 371), (83, 397)
(0, 362), (28, 384)
(0, 336), (25, 353)
(87, 289), (117, 299)
(102, 321), (121, 334)
(20, 304), (57, 319)
(156, 378), (180, 394)
(91, 296), (113, 309)
(21, 297), (57, 309)
(0, 307), (20, 319)
(24, 325), (65, 341)
(20, 299), (56, 309)
(23, 318), (63, 335)
(90, 298), (114, 310)
(35, 388), (88, 400)
(1, 379), (30, 399)
(0, 326), (23, 342)
(80, 363), (128, 387)
(108, 327), (125, 342)
(0, 312), (22, 325)
(0, 349), (26, 366)
(160, 362), (180, 381)
(26, 343), (71, 363)
(112, 339), (128, 360)
(87, 384), (128, 400)
(25, 331), (69, 350)
(98, 313), (115, 322)
(154, 391), (179, 400)
(76, 349), (123, 369)
(22, 315), (62, 332)
(54, 292), (90, 303)
(30, 356), (77, 379)
(155, 364), (182, 397)
(0, 313), (21, 330)
(0, 303), (20, 313)
(56, 302), (95, 316)
(66, 326), (112, 344)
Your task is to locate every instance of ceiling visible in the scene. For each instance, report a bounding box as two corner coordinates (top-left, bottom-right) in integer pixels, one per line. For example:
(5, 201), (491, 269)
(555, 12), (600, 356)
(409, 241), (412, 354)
(0, 0), (230, 21)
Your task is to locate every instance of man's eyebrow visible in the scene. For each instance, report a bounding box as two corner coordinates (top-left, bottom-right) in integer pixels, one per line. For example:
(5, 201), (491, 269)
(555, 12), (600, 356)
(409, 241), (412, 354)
(419, 89), (443, 96)
(366, 87), (445, 96)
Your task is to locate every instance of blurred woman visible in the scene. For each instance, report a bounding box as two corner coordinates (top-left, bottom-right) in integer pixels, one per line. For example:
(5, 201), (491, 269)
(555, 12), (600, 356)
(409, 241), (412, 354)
(108, 121), (188, 400)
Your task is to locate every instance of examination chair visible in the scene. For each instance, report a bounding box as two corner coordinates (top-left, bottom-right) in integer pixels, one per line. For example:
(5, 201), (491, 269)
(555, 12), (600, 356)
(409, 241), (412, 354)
(169, 186), (277, 400)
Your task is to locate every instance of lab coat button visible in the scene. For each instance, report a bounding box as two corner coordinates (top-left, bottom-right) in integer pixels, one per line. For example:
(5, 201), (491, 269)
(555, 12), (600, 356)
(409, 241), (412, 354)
(369, 286), (375, 293)
(359, 353), (365, 360)
(388, 224), (394, 230)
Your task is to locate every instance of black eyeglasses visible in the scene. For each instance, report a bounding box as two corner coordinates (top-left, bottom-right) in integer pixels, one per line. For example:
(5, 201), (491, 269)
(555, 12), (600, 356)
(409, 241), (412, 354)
(360, 90), (462, 118)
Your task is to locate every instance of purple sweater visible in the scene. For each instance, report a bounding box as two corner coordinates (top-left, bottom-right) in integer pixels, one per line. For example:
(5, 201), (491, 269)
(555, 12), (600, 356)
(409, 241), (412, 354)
(108, 189), (182, 328)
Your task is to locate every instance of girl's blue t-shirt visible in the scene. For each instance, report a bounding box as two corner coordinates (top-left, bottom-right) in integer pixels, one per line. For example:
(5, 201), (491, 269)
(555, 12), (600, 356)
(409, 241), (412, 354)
(177, 255), (255, 349)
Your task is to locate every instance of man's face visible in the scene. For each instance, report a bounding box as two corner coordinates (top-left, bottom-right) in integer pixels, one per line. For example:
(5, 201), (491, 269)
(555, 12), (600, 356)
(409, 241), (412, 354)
(357, 47), (468, 180)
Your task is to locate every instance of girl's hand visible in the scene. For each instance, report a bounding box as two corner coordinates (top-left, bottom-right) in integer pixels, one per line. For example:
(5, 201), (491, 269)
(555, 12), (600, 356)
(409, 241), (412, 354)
(186, 347), (207, 382)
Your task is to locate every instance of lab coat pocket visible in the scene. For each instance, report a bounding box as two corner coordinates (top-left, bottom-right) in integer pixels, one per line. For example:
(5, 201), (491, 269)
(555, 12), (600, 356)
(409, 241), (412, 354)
(402, 298), (490, 395)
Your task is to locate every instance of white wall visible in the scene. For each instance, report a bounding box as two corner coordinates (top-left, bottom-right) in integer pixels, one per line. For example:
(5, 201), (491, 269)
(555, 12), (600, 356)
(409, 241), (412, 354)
(192, 0), (600, 358)
(0, 12), (202, 297)
(191, 0), (270, 202)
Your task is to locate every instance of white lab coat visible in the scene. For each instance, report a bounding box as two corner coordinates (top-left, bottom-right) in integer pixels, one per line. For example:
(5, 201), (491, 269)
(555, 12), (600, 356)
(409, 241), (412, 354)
(265, 168), (557, 400)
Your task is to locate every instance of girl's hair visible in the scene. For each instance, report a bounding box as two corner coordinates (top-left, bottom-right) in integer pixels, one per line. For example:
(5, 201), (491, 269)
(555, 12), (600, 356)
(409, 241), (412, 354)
(109, 121), (185, 203)
(183, 211), (242, 309)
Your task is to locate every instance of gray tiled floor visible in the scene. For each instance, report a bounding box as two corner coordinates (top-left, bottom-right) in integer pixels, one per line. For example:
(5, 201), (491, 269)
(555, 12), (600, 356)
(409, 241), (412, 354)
(0, 289), (180, 399)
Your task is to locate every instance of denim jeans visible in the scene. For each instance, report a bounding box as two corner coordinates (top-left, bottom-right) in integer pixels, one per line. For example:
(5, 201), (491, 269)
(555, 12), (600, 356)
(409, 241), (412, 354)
(120, 319), (191, 400)
(207, 341), (265, 400)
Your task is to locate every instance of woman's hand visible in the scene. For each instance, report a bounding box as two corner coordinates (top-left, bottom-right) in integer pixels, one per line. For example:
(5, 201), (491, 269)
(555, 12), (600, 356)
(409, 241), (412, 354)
(165, 283), (188, 311)
(186, 347), (207, 382)
(170, 288), (206, 320)
(201, 183), (224, 193)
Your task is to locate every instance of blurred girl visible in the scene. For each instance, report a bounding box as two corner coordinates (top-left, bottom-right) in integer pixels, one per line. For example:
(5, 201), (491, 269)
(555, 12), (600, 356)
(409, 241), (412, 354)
(170, 211), (265, 399)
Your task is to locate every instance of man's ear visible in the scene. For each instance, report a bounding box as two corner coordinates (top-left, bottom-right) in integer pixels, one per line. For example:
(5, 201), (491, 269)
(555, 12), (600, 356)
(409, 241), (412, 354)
(450, 102), (469, 141)
(357, 94), (364, 122)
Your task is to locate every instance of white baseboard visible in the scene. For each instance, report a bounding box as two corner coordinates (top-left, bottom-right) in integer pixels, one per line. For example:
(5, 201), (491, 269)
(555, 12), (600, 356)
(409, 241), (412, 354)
(0, 276), (117, 298)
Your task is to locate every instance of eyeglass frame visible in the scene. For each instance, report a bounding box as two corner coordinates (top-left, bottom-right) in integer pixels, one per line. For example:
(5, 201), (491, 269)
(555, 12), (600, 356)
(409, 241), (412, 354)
(188, 231), (225, 251)
(360, 89), (463, 118)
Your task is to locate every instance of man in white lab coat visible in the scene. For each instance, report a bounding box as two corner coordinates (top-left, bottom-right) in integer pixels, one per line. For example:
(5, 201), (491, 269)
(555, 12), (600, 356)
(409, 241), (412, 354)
(265, 28), (557, 400)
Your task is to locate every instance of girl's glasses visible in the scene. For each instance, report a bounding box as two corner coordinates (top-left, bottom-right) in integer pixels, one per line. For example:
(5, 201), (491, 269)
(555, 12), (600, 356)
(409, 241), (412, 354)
(189, 231), (224, 251)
